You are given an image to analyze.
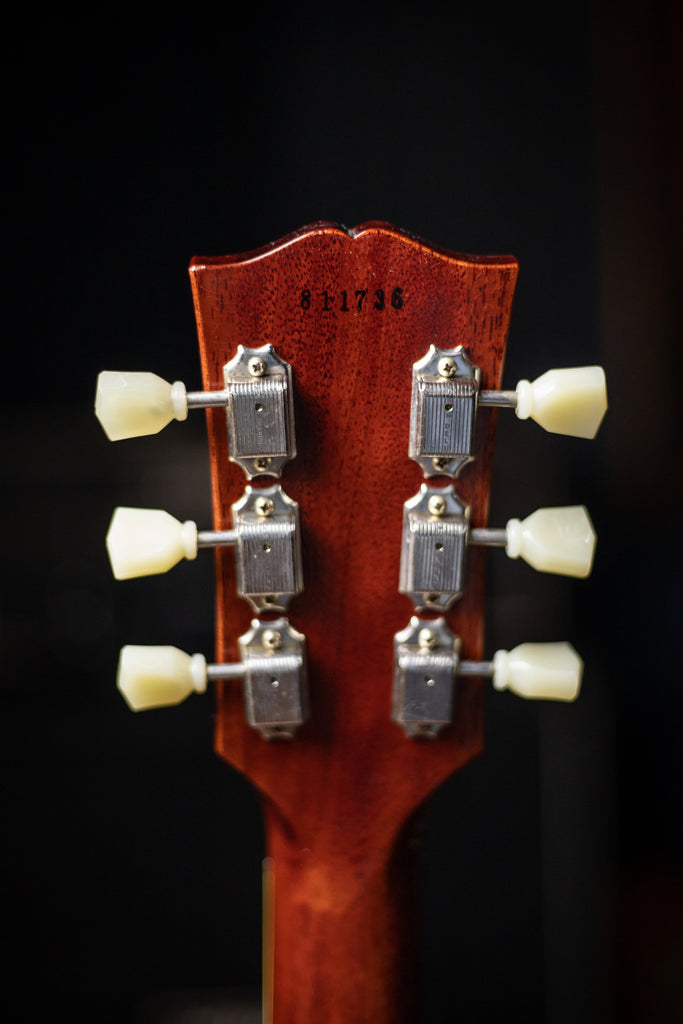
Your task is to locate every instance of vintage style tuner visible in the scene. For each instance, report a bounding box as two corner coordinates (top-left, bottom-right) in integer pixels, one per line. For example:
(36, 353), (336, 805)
(95, 343), (296, 478)
(399, 483), (596, 610)
(409, 344), (607, 477)
(106, 484), (303, 612)
(117, 619), (308, 739)
(392, 617), (582, 738)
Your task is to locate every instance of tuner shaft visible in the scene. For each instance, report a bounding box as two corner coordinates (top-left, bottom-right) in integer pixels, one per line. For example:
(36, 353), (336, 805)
(458, 659), (495, 677)
(478, 389), (517, 409)
(186, 389), (229, 408)
(196, 529), (238, 548)
(206, 662), (246, 681)
(469, 528), (507, 547)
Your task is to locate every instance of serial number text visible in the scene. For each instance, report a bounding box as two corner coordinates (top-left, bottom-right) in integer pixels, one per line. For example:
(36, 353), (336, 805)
(300, 288), (404, 312)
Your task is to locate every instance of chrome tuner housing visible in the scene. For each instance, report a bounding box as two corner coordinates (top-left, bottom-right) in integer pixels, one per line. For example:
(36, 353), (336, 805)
(231, 484), (303, 612)
(239, 618), (308, 740)
(409, 344), (480, 478)
(392, 617), (460, 738)
(399, 483), (470, 611)
(224, 344), (296, 478)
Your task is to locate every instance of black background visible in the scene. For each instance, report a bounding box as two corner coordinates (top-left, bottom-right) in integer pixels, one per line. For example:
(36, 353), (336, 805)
(3, 2), (681, 1022)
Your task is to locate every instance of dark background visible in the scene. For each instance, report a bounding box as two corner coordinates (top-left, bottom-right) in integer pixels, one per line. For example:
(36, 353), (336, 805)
(3, 2), (681, 1022)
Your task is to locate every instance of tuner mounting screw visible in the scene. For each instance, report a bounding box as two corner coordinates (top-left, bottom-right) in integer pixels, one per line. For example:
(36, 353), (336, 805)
(428, 495), (447, 516)
(255, 496), (275, 517)
(254, 457), (272, 472)
(437, 357), (457, 379)
(248, 356), (267, 377)
(263, 630), (282, 650)
(431, 456), (452, 471)
(418, 628), (438, 650)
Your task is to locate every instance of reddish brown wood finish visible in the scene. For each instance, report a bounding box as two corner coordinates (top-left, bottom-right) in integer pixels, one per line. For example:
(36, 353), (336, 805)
(189, 223), (518, 1024)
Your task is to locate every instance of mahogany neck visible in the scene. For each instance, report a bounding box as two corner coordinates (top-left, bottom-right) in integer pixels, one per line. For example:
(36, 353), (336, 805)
(263, 797), (421, 1024)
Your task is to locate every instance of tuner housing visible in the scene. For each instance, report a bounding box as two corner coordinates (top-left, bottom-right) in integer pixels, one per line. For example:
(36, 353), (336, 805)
(399, 483), (470, 611)
(239, 618), (308, 740)
(224, 344), (296, 478)
(231, 484), (303, 612)
(392, 617), (460, 738)
(409, 345), (480, 478)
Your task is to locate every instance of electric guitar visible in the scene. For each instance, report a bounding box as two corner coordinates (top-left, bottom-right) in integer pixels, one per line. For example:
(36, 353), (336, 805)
(95, 222), (606, 1023)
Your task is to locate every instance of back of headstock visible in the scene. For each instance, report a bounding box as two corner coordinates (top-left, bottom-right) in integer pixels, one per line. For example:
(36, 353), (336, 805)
(97, 222), (606, 1024)
(190, 222), (515, 820)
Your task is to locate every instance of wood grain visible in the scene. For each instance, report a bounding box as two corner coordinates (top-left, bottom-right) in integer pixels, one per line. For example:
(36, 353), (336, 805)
(190, 222), (518, 1023)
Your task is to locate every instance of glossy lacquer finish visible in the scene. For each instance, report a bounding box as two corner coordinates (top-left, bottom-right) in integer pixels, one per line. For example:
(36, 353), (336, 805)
(190, 223), (518, 1024)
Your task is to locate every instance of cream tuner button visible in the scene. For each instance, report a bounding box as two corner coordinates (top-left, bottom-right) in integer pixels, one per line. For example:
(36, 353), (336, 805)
(514, 366), (607, 439)
(117, 646), (207, 711)
(504, 505), (596, 578)
(492, 641), (583, 702)
(106, 508), (198, 579)
(95, 371), (188, 440)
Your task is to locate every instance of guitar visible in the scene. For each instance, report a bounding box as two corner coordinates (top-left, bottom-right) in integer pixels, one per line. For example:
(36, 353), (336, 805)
(95, 222), (606, 1023)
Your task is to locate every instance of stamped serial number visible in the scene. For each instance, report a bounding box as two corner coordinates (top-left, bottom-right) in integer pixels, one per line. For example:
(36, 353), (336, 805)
(300, 287), (404, 312)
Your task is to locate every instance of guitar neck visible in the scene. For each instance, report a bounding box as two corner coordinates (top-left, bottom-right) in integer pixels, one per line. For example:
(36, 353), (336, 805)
(263, 799), (420, 1024)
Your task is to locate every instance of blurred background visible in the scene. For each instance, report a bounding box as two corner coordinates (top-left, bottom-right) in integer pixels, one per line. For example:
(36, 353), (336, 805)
(3, 1), (681, 1021)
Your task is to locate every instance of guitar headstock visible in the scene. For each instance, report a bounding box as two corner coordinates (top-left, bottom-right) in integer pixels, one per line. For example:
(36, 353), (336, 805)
(97, 221), (606, 1021)
(189, 221), (517, 835)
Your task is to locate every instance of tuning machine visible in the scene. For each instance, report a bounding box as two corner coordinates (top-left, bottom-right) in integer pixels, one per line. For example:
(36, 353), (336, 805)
(392, 617), (582, 738)
(95, 343), (296, 478)
(105, 483), (303, 613)
(409, 344), (607, 477)
(116, 618), (308, 739)
(399, 483), (596, 611)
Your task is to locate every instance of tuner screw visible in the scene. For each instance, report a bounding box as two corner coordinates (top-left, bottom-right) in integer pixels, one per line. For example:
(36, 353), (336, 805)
(418, 628), (438, 650)
(248, 356), (267, 377)
(263, 629), (283, 650)
(437, 356), (457, 379)
(428, 495), (447, 516)
(255, 496), (275, 517)
(431, 456), (451, 471)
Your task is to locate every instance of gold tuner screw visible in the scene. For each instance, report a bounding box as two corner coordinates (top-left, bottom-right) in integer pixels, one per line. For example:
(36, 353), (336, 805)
(263, 630), (283, 650)
(255, 497), (275, 517)
(428, 495), (447, 516)
(418, 628), (438, 650)
(248, 356), (266, 377)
